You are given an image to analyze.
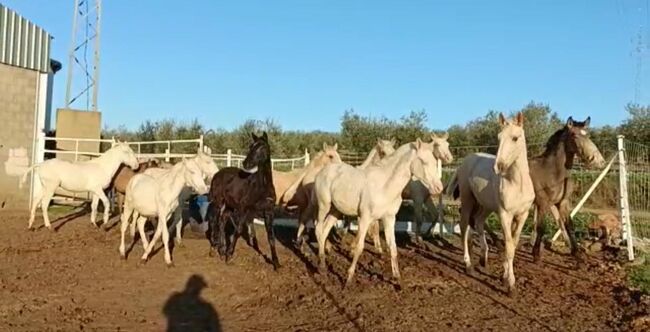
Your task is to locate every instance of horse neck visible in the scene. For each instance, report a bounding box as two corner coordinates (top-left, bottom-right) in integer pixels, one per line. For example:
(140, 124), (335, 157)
(92, 150), (127, 178)
(159, 164), (187, 201)
(377, 147), (415, 198)
(541, 139), (574, 172)
(358, 148), (378, 169)
(253, 160), (273, 187)
(503, 143), (532, 186)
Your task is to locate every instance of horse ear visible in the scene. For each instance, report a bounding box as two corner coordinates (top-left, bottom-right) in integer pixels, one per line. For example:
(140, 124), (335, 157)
(515, 112), (525, 126)
(251, 132), (258, 140)
(333, 143), (338, 150)
(441, 132), (449, 140)
(390, 138), (396, 145)
(322, 142), (329, 151)
(498, 113), (507, 126)
(377, 138), (382, 145)
(584, 116), (591, 128)
(430, 133), (438, 140)
(415, 138), (423, 149)
(261, 131), (268, 141)
(566, 116), (574, 128)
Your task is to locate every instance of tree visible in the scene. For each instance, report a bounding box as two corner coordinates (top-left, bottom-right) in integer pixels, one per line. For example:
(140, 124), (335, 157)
(620, 103), (650, 144)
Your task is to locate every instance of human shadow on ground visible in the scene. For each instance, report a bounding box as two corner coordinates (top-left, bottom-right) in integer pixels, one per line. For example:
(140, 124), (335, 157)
(163, 274), (221, 332)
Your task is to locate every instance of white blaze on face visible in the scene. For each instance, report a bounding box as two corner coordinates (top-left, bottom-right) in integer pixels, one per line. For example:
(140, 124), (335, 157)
(580, 129), (587, 136)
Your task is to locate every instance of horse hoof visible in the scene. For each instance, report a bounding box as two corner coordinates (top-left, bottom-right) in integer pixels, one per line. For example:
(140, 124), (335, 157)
(139, 259), (148, 266)
(533, 255), (542, 265)
(272, 262), (281, 271)
(166, 262), (175, 268)
(507, 286), (518, 298)
(120, 254), (126, 261)
(465, 265), (475, 275)
(208, 248), (216, 257)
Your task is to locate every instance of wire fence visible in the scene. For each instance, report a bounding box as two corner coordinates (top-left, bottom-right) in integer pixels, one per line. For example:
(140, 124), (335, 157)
(624, 141), (650, 241)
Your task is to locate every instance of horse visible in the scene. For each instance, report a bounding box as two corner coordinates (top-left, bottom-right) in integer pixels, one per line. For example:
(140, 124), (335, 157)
(135, 148), (219, 246)
(110, 158), (161, 215)
(208, 132), (280, 270)
(313, 139), (444, 286)
(284, 139), (394, 253)
(119, 158), (209, 266)
(21, 143), (139, 230)
(529, 116), (605, 263)
(446, 112), (535, 296)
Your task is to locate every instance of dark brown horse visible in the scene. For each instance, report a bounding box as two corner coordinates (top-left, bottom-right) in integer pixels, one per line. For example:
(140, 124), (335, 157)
(529, 116), (605, 263)
(207, 132), (279, 270)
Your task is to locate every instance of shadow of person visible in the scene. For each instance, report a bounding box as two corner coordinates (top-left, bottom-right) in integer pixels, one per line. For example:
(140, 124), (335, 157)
(163, 274), (221, 332)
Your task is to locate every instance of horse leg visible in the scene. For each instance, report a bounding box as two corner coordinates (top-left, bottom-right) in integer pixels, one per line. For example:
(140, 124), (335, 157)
(513, 211), (529, 249)
(532, 203), (550, 263)
(28, 190), (43, 230)
(141, 216), (164, 263)
(226, 213), (246, 262)
(369, 220), (383, 254)
(247, 217), (259, 251)
(159, 211), (174, 267)
(317, 213), (339, 271)
(498, 209), (516, 296)
(459, 198), (474, 274)
(559, 200), (581, 260)
(172, 208), (184, 247)
(94, 189), (111, 228)
(217, 207), (228, 258)
(118, 203), (133, 259)
(40, 185), (56, 231)
(135, 215), (149, 250)
(345, 215), (372, 287)
(424, 196), (440, 238)
(263, 210), (280, 270)
(117, 192), (125, 215)
(475, 209), (490, 268)
(90, 194), (100, 227)
(382, 214), (401, 285)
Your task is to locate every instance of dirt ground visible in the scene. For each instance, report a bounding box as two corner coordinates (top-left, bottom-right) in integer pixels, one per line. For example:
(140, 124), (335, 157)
(1, 209), (648, 332)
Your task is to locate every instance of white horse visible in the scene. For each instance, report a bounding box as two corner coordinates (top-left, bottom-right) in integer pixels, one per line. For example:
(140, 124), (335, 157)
(119, 158), (209, 266)
(21, 143), (139, 230)
(446, 112), (535, 295)
(130, 148), (219, 245)
(313, 139), (444, 286)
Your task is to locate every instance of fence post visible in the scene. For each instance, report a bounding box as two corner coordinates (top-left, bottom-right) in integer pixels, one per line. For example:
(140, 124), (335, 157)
(74, 140), (79, 162)
(617, 135), (635, 261)
(165, 148), (171, 162)
(199, 135), (204, 151)
(226, 149), (232, 167)
(304, 149), (310, 166)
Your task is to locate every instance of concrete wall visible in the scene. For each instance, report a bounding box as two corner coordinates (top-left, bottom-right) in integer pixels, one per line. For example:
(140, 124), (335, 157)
(55, 109), (101, 162)
(0, 62), (39, 209)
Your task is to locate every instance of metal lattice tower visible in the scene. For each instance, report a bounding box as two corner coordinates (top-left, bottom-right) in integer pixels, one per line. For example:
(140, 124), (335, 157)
(64, 0), (102, 112)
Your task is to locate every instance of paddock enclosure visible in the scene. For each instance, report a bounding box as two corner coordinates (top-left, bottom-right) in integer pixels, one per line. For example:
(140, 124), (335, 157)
(1, 210), (648, 331)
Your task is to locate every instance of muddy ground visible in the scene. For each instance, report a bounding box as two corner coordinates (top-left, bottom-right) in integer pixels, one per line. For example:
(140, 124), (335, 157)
(0, 209), (648, 332)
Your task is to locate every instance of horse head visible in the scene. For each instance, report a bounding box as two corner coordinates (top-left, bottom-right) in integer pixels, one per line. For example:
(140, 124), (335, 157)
(114, 143), (139, 169)
(242, 132), (271, 174)
(430, 132), (453, 164)
(494, 112), (527, 176)
(564, 116), (605, 169)
(181, 158), (209, 195)
(411, 138), (444, 196)
(314, 142), (342, 166)
(376, 138), (396, 158)
(195, 148), (219, 179)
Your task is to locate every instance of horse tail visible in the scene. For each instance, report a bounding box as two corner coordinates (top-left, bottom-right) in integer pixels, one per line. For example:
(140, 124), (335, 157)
(19, 164), (40, 189)
(445, 171), (459, 200)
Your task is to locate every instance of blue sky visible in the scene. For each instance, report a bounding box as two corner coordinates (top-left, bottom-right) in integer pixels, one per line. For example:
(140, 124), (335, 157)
(4, 0), (649, 132)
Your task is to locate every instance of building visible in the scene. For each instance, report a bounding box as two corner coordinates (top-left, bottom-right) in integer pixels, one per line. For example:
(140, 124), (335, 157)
(0, 4), (59, 209)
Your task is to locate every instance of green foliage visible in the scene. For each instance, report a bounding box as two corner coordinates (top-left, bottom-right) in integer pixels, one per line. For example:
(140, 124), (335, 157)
(621, 103), (650, 144)
(629, 253), (650, 294)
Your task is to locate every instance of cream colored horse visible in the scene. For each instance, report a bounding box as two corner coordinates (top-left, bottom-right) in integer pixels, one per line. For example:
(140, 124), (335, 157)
(119, 158), (209, 266)
(285, 139), (395, 252)
(446, 112), (534, 295)
(131, 148), (219, 245)
(313, 139), (444, 286)
(21, 143), (139, 230)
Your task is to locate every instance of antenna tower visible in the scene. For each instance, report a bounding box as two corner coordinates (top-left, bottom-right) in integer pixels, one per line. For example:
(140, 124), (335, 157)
(64, 0), (102, 112)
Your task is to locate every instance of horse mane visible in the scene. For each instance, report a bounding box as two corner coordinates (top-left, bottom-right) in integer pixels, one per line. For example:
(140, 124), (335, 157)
(540, 127), (567, 158)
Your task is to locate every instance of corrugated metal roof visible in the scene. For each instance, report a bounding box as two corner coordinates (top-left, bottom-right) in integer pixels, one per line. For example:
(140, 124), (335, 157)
(0, 4), (51, 73)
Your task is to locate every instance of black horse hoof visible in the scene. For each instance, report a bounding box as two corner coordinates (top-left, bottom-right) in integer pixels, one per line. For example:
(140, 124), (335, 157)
(465, 265), (475, 275)
(479, 257), (487, 268)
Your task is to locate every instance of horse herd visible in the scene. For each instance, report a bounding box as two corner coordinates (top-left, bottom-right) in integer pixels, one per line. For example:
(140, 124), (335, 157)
(21, 112), (605, 295)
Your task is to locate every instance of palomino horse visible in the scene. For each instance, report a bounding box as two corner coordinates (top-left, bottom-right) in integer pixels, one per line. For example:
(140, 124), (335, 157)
(313, 139), (444, 286)
(284, 139), (394, 252)
(529, 117), (604, 263)
(208, 132), (280, 270)
(447, 112), (535, 295)
(136, 148), (219, 246)
(274, 142), (342, 206)
(21, 143), (139, 230)
(119, 158), (209, 266)
(110, 158), (161, 214)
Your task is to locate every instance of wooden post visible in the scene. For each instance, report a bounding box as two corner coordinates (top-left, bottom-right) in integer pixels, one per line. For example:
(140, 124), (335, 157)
(617, 135), (635, 261)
